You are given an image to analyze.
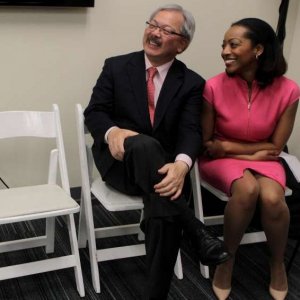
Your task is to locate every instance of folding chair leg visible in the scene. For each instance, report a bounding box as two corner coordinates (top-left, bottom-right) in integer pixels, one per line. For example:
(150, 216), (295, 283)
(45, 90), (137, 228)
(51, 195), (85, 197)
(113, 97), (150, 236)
(78, 195), (88, 248)
(174, 251), (183, 279)
(200, 263), (210, 279)
(82, 196), (101, 293)
(45, 217), (55, 253)
(287, 239), (300, 274)
(67, 214), (85, 297)
(137, 210), (145, 241)
(87, 233), (101, 293)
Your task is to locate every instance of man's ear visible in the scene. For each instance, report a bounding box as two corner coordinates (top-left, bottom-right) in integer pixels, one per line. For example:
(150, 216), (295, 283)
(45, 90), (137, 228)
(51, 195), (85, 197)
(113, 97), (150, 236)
(177, 39), (189, 54)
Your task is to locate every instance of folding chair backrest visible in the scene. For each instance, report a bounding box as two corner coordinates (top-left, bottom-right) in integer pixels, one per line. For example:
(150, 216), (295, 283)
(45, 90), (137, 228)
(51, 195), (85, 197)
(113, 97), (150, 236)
(0, 111), (56, 139)
(0, 104), (70, 193)
(75, 104), (94, 200)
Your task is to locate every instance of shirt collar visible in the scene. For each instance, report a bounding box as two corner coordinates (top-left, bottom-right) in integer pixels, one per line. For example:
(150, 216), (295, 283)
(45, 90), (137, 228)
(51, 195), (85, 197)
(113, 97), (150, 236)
(145, 55), (174, 76)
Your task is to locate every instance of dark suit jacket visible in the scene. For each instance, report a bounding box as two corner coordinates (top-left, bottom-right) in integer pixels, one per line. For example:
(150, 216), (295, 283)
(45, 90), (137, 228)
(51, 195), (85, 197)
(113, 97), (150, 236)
(84, 51), (205, 178)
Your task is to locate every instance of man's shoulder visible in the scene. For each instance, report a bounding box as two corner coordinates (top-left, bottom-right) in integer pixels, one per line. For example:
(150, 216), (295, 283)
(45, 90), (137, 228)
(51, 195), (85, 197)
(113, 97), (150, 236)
(174, 59), (205, 82)
(105, 51), (144, 64)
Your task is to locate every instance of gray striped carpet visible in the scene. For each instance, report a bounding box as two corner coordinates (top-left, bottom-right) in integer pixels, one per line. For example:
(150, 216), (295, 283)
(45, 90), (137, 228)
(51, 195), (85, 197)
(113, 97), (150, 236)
(0, 202), (299, 300)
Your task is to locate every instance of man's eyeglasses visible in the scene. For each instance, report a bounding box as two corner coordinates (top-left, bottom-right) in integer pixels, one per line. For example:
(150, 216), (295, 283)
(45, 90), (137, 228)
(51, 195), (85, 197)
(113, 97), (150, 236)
(145, 21), (185, 38)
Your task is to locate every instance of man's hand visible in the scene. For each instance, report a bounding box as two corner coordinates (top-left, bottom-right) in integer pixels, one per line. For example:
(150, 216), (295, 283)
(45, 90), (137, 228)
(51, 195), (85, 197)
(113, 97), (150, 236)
(107, 128), (138, 161)
(154, 161), (189, 201)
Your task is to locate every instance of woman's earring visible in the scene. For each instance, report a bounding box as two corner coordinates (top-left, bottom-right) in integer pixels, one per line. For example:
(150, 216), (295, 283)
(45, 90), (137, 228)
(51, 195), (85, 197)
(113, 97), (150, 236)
(256, 54), (260, 60)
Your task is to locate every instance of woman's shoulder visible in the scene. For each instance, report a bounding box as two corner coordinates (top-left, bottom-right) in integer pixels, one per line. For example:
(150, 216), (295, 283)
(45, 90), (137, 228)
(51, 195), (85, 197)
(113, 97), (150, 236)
(206, 72), (227, 83)
(203, 73), (235, 103)
(205, 72), (240, 92)
(273, 76), (300, 91)
(272, 76), (300, 103)
(207, 72), (241, 84)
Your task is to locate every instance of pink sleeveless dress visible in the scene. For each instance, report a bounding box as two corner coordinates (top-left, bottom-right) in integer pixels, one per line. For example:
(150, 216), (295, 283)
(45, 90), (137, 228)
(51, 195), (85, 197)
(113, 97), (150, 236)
(199, 73), (300, 195)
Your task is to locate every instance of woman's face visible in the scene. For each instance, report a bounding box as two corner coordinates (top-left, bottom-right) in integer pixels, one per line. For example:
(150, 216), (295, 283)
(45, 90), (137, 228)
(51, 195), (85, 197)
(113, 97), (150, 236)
(221, 25), (261, 80)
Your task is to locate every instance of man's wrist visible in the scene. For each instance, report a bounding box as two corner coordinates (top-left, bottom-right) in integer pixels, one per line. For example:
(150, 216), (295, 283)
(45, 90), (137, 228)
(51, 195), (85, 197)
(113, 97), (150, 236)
(105, 126), (119, 143)
(175, 153), (192, 170)
(175, 160), (189, 173)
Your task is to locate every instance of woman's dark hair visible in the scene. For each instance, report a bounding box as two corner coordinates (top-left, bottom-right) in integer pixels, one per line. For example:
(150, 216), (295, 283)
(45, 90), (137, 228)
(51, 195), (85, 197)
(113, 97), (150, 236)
(232, 18), (287, 87)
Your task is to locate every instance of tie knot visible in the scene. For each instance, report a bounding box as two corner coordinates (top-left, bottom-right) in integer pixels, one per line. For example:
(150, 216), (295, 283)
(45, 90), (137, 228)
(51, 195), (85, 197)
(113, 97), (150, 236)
(147, 67), (157, 80)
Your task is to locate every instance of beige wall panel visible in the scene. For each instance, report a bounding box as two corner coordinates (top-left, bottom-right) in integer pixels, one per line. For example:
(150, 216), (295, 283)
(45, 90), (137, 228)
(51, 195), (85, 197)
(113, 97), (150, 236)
(0, 0), (299, 188)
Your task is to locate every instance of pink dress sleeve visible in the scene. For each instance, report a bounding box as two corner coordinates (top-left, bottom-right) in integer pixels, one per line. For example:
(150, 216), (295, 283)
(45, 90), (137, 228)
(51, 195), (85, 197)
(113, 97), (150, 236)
(286, 79), (300, 105)
(203, 78), (215, 105)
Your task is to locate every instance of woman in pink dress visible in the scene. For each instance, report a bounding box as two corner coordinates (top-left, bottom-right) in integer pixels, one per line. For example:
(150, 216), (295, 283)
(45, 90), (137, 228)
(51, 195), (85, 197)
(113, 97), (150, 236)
(199, 18), (299, 300)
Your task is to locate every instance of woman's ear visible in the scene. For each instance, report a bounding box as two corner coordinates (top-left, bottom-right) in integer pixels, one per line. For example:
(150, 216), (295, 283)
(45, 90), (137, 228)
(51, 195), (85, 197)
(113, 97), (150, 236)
(255, 44), (264, 58)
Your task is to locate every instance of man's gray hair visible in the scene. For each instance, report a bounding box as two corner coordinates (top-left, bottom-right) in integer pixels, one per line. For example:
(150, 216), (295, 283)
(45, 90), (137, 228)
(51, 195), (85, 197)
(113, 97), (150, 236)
(149, 4), (195, 43)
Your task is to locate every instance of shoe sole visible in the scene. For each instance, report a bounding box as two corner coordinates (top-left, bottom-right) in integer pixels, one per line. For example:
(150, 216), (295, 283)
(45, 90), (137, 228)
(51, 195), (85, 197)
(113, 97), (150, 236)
(201, 253), (231, 266)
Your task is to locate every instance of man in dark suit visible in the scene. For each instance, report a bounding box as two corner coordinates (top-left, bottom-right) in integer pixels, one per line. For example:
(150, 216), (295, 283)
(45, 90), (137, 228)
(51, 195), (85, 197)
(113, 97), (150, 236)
(84, 4), (230, 299)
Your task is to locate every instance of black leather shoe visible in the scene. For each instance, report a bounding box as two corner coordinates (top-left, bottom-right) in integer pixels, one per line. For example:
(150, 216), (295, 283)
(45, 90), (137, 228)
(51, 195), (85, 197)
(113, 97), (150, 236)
(192, 227), (230, 266)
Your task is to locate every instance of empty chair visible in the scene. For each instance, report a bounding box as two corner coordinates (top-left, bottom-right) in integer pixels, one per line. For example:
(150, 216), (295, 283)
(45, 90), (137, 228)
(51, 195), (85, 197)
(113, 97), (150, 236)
(75, 103), (183, 293)
(190, 159), (292, 279)
(0, 104), (84, 297)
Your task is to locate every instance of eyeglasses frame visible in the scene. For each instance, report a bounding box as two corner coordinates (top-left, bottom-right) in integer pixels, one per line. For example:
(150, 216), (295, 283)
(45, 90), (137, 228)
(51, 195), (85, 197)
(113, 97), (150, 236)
(145, 21), (186, 38)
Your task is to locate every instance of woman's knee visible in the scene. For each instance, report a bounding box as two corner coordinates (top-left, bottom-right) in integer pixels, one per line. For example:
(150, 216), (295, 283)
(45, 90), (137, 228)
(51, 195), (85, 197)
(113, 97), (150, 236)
(231, 179), (259, 209)
(256, 177), (288, 217)
(260, 190), (287, 215)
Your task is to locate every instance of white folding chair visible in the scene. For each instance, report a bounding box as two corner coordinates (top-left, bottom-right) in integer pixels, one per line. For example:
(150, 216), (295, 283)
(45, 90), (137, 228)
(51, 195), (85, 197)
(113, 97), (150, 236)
(75, 103), (183, 293)
(190, 159), (292, 278)
(0, 104), (85, 297)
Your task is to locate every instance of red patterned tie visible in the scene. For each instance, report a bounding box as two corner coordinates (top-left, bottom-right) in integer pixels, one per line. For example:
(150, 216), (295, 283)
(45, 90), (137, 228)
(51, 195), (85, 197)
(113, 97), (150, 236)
(147, 67), (157, 125)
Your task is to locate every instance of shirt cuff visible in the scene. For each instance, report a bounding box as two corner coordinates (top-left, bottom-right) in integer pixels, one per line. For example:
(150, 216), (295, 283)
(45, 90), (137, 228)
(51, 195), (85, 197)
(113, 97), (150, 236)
(104, 126), (119, 143)
(175, 154), (192, 170)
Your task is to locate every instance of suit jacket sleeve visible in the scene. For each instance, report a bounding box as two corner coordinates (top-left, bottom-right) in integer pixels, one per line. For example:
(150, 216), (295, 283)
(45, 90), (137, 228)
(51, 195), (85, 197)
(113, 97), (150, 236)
(84, 57), (116, 147)
(173, 70), (204, 164)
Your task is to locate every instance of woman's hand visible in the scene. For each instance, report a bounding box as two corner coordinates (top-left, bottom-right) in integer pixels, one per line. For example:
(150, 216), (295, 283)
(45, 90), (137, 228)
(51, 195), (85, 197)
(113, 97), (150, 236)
(204, 139), (280, 161)
(204, 140), (226, 158)
(251, 149), (280, 161)
(228, 149), (280, 161)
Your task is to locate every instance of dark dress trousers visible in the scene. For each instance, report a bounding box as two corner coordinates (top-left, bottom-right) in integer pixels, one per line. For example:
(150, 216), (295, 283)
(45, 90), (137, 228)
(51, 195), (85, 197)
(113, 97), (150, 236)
(84, 51), (205, 299)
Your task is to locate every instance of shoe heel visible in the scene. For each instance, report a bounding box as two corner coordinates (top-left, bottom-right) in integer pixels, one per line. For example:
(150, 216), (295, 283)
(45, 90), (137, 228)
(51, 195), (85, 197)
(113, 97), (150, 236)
(212, 283), (231, 300)
(269, 286), (288, 300)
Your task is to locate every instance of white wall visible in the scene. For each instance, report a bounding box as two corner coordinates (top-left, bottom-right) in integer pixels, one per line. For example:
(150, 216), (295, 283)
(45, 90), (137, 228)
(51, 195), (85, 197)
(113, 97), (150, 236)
(0, 0), (299, 188)
(285, 0), (300, 155)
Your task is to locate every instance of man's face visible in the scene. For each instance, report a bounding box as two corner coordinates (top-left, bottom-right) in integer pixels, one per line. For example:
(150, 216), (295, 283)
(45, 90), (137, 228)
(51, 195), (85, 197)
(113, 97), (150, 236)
(143, 10), (188, 66)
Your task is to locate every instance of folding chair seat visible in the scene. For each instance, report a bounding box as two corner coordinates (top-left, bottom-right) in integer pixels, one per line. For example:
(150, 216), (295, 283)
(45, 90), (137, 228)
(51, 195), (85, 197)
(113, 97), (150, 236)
(0, 104), (84, 297)
(190, 159), (292, 278)
(75, 103), (183, 293)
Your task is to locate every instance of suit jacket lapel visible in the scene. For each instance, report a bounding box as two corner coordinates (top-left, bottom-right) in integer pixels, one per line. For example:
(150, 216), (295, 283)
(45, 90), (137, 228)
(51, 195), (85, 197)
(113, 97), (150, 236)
(127, 51), (152, 130)
(154, 60), (183, 130)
